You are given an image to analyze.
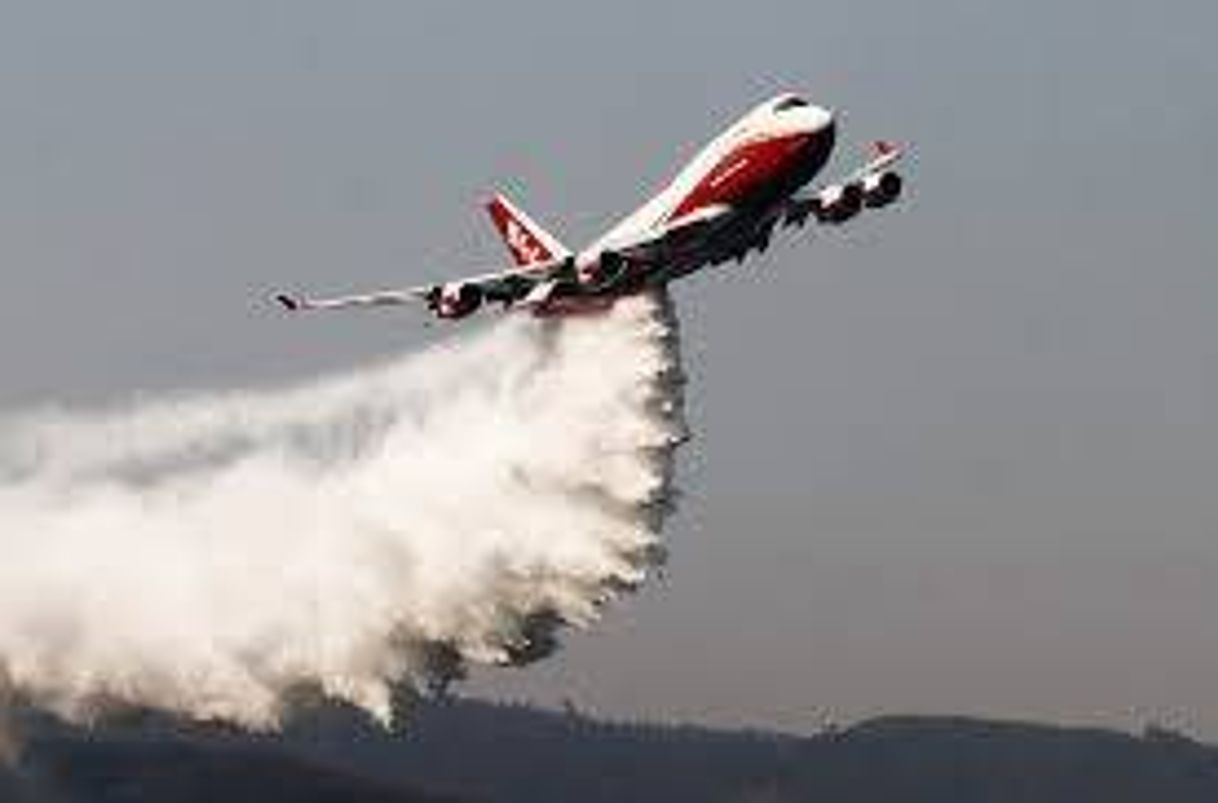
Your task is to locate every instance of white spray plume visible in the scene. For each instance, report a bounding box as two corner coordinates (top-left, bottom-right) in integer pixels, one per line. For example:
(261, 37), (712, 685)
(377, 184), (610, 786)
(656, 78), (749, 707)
(0, 291), (684, 727)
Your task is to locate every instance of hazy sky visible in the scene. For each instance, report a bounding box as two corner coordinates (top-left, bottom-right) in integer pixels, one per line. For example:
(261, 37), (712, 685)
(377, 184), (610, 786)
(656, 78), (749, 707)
(1, 1), (1216, 736)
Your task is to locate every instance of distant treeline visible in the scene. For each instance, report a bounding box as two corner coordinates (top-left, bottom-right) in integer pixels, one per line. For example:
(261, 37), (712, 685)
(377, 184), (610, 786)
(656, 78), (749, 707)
(4, 697), (1218, 802)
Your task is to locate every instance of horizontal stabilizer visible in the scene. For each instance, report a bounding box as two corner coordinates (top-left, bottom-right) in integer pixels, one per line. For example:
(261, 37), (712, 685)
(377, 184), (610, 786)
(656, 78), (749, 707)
(520, 278), (559, 308)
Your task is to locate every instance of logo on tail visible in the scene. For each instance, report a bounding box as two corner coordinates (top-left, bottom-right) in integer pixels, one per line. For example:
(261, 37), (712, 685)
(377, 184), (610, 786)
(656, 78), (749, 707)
(486, 193), (571, 267)
(505, 219), (547, 265)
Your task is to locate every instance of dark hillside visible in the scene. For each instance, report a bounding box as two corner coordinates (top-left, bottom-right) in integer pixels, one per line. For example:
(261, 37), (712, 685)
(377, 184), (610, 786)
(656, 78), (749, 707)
(279, 700), (1218, 803)
(784, 716), (1218, 803)
(4, 699), (1217, 802)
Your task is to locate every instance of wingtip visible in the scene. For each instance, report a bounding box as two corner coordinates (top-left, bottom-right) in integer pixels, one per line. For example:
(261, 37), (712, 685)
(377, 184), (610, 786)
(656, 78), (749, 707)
(873, 139), (903, 157)
(484, 191), (508, 212)
(274, 293), (300, 311)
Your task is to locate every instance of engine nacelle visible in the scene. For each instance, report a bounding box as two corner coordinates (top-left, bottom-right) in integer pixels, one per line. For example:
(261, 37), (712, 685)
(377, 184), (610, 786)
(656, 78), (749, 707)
(862, 171), (903, 208)
(433, 281), (483, 319)
(753, 218), (776, 253)
(815, 182), (863, 224)
(576, 250), (628, 288)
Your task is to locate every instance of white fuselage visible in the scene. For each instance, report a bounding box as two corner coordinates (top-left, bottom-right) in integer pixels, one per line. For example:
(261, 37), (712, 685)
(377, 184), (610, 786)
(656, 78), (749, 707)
(589, 94), (836, 263)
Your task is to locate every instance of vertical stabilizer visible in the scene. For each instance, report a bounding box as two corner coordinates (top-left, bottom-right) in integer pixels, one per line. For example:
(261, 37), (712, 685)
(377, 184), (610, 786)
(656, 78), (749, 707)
(485, 192), (571, 267)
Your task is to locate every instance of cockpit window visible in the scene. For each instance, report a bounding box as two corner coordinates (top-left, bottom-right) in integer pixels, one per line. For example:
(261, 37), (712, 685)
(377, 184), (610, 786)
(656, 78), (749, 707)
(774, 96), (809, 112)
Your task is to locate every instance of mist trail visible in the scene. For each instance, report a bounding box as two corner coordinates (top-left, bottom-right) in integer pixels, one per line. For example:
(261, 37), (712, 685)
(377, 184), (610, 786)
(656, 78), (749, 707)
(0, 291), (685, 727)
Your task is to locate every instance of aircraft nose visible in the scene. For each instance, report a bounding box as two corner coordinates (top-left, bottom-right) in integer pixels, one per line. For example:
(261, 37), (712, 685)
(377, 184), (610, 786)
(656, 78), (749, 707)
(806, 105), (834, 133)
(804, 109), (836, 174)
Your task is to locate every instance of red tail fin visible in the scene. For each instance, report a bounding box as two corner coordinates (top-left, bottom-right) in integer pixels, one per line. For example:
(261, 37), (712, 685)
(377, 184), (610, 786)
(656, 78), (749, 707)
(485, 193), (570, 267)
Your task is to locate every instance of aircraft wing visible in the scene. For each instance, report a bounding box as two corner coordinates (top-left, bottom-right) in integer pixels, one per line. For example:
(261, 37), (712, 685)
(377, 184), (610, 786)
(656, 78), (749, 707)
(274, 259), (566, 316)
(840, 139), (904, 185)
(274, 287), (425, 312)
(782, 140), (905, 226)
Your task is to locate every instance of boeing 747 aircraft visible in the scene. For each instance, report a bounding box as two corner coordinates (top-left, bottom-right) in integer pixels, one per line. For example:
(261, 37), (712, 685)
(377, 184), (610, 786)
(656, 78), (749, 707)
(276, 93), (905, 319)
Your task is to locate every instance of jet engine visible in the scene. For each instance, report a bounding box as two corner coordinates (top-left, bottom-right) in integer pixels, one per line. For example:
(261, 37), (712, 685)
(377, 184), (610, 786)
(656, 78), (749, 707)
(431, 281), (483, 319)
(862, 171), (903, 208)
(815, 183), (864, 224)
(576, 250), (629, 288)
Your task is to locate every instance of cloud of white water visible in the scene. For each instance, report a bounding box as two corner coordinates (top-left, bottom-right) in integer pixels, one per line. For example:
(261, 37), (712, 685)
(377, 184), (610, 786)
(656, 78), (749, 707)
(0, 292), (684, 727)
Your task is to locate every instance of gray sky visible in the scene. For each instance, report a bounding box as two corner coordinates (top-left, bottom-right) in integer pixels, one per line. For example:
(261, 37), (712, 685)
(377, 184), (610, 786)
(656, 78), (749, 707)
(1, 1), (1216, 736)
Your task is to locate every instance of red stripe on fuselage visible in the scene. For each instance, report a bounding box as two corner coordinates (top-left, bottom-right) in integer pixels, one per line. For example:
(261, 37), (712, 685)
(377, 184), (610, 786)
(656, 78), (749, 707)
(668, 132), (814, 221)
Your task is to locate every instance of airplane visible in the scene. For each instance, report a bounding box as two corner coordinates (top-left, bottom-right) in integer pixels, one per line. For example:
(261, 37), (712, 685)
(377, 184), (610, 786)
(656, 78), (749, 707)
(274, 92), (905, 320)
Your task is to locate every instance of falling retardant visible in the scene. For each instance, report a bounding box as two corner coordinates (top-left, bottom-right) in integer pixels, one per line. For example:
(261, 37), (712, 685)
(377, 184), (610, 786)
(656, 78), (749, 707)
(0, 292), (685, 727)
